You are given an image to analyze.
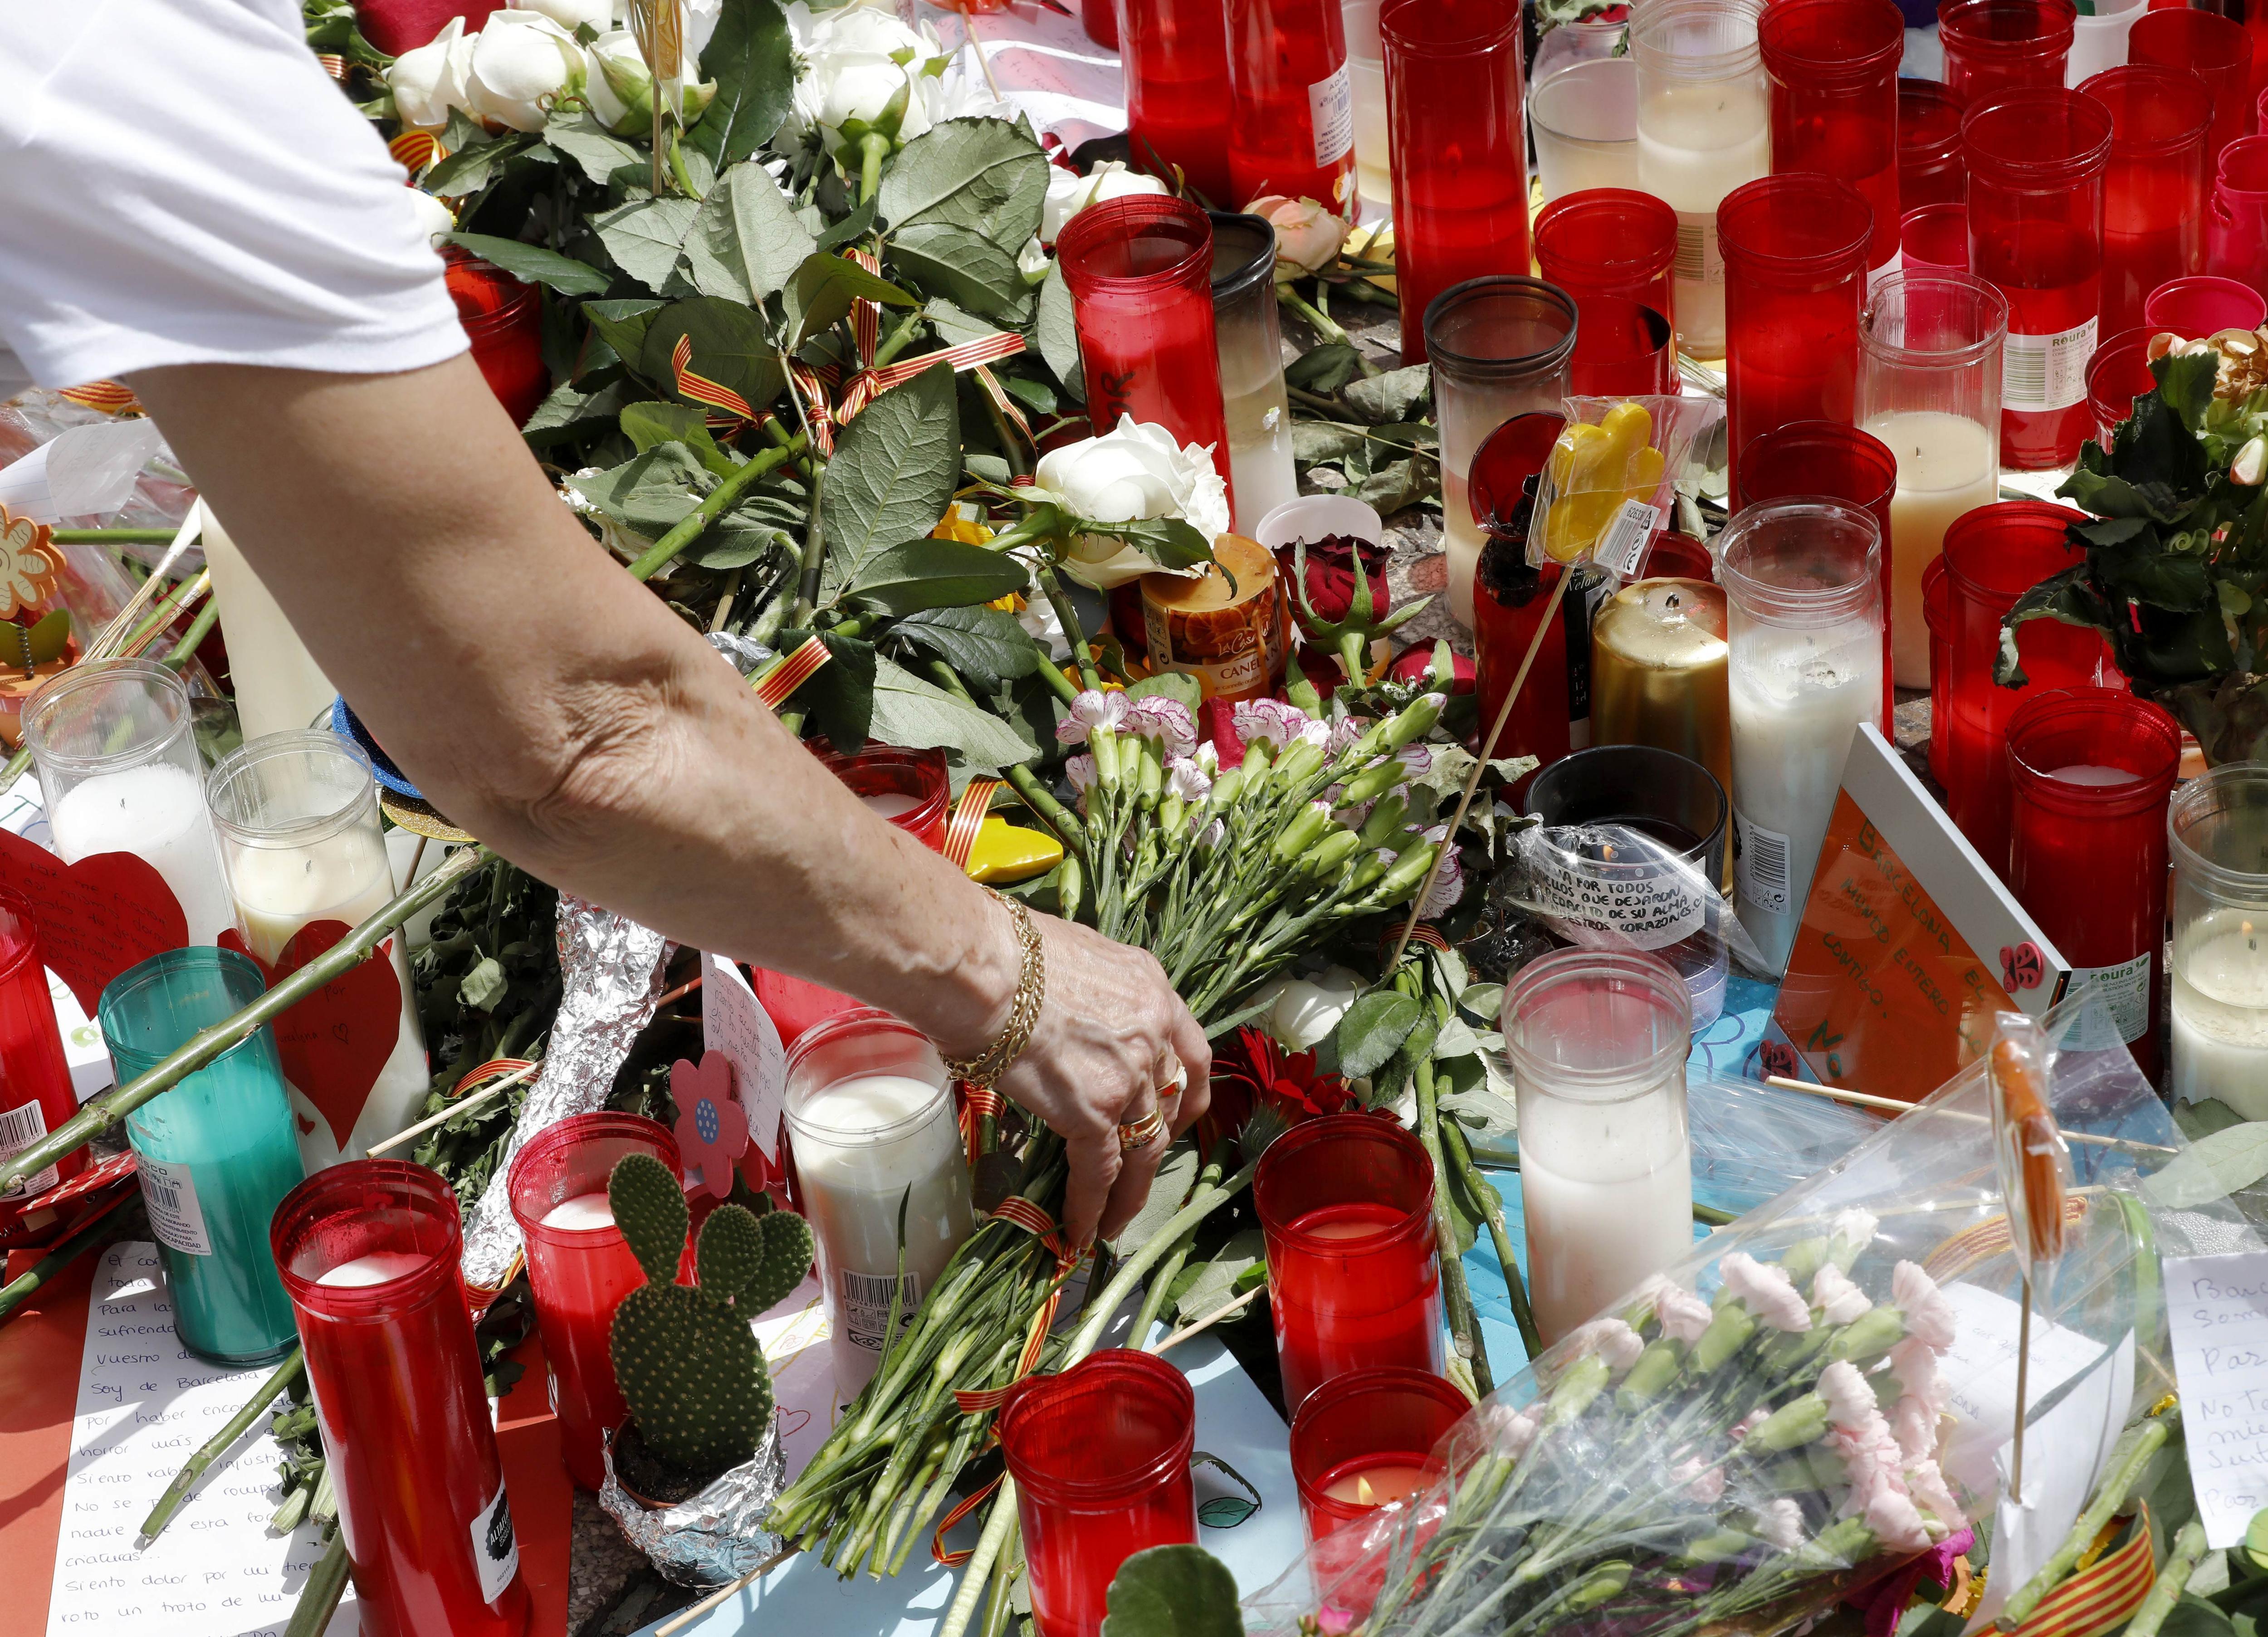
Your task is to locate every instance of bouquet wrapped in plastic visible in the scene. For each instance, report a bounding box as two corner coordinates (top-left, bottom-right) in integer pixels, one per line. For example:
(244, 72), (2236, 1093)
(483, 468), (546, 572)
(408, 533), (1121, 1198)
(1249, 991), (2251, 1637)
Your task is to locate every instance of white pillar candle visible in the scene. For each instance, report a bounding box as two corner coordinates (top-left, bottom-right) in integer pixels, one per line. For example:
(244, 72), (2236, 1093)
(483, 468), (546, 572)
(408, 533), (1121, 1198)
(2052, 764), (2135, 786)
(1520, 1075), (1694, 1344)
(1531, 59), (1643, 204)
(861, 791), (924, 821)
(316, 1250), (428, 1288)
(542, 1190), (616, 1231)
(200, 509), (337, 742)
(49, 763), (236, 945)
(1861, 410), (1999, 690)
(2171, 918), (2268, 1117)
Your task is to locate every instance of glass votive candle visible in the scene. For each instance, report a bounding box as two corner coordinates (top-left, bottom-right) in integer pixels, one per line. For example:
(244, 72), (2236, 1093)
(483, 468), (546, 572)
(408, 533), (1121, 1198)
(445, 249), (549, 428)
(2006, 687), (2181, 1082)
(1533, 189), (1680, 336)
(1427, 279), (1577, 630)
(2066, 0), (2148, 86)
(1381, 0), (1530, 367)
(273, 1160), (530, 1637)
(1001, 1349), (1196, 1637)
(1718, 174), (1875, 503)
(1211, 212), (1299, 533)
(206, 730), (431, 1171)
(506, 1111), (683, 1492)
(1225, 0), (1357, 215)
(1963, 88), (2114, 470)
(1632, 0), (1771, 361)
(1119, 0), (1232, 202)
(1900, 203), (1971, 273)
(1469, 413), (1582, 792)
(1342, 0), (1390, 212)
(2210, 137), (2268, 295)
(1289, 1366), (1465, 1543)
(1923, 554), (1952, 779)
(1900, 78), (1969, 210)
(2145, 274), (2268, 337)
(1254, 1113), (1444, 1411)
(782, 1007), (974, 1398)
(2083, 65), (2215, 338)
(24, 658), (235, 944)
(2086, 326), (2159, 447)
(1760, 0), (1906, 284)
(1530, 57), (1642, 205)
(1570, 299), (1676, 397)
(2169, 765), (2268, 1118)
(0, 893), (85, 1196)
(1502, 948), (1693, 1346)
(1857, 269), (2009, 691)
(1938, 0), (2078, 107)
(1719, 498), (1886, 972)
(1584, 595), (1734, 871)
(2130, 7), (2252, 187)
(100, 947), (303, 1363)
(1941, 500), (2117, 870)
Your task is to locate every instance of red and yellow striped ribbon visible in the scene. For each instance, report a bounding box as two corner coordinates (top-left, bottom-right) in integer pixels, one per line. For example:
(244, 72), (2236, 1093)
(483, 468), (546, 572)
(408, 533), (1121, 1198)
(943, 777), (1002, 872)
(957, 1082), (1003, 1167)
(453, 1057), (537, 1098)
(1922, 1196), (2091, 1285)
(753, 635), (831, 709)
(671, 332), (763, 430)
(1380, 923), (1452, 956)
(836, 330), (1030, 422)
(318, 51), (347, 78)
(57, 380), (141, 415)
(2008, 1505), (2155, 1637)
(930, 1476), (1002, 1566)
(389, 131), (445, 177)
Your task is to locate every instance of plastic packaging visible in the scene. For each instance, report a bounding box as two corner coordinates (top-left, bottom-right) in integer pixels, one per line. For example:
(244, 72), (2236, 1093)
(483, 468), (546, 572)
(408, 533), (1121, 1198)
(1527, 395), (1727, 581)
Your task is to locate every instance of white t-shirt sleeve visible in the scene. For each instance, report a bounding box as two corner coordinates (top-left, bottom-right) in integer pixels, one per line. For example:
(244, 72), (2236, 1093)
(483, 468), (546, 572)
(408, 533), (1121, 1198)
(0, 0), (468, 391)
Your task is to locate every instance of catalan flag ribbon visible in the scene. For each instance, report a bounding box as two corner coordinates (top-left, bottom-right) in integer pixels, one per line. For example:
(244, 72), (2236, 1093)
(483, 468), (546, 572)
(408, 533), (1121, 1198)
(56, 380), (141, 415)
(753, 636), (831, 710)
(670, 332), (763, 431)
(388, 131), (445, 177)
(943, 777), (1003, 872)
(2005, 1505), (2155, 1637)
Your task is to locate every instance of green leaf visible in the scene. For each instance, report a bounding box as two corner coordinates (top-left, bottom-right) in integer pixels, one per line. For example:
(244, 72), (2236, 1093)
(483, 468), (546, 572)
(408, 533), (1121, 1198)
(2159, 350), (2221, 430)
(1286, 342), (1360, 394)
(689, 0), (795, 167)
(1171, 1228), (1264, 1325)
(781, 628), (878, 752)
(2146, 1122), (2268, 1209)
(593, 196), (704, 293)
(1293, 420), (1370, 467)
(844, 536), (1028, 613)
(781, 251), (920, 350)
(1101, 1546), (1242, 1637)
(583, 298), (666, 371)
(888, 604), (1043, 691)
(868, 655), (1038, 768)
(620, 402), (737, 477)
(442, 231), (611, 297)
(924, 298), (1002, 347)
(1343, 363), (1432, 425)
(815, 195), (880, 252)
(887, 221), (1035, 323)
(821, 362), (960, 599)
(686, 161), (817, 304)
(422, 132), (537, 198)
(638, 297), (785, 415)
(573, 444), (709, 538)
(879, 116), (1049, 248)
(1071, 515), (1217, 572)
(1995, 564), (2120, 687)
(458, 957), (509, 1012)
(1336, 990), (1420, 1080)
(1105, 1139), (1201, 1259)
(1354, 452), (1440, 516)
(2176, 1097), (2249, 1140)
(2160, 1598), (2240, 1637)
(522, 377), (633, 446)
(1124, 671), (1201, 711)
(544, 113), (643, 184)
(1036, 263), (1084, 403)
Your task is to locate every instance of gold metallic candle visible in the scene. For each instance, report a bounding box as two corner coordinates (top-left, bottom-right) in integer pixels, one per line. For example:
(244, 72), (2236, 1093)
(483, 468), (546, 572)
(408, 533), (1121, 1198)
(1591, 577), (1733, 813)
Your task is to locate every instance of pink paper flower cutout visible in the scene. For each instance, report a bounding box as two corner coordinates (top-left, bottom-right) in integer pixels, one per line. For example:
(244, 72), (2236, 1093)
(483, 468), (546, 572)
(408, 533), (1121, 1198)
(671, 1053), (750, 1198)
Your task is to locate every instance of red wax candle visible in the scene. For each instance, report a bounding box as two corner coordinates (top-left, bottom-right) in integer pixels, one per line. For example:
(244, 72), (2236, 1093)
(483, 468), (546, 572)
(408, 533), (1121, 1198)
(444, 249), (548, 428)
(1760, 0), (1905, 281)
(2209, 137), (2268, 297)
(1900, 78), (1968, 209)
(1532, 189), (1680, 336)
(506, 1112), (682, 1492)
(1380, 0), (1528, 366)
(1900, 203), (1970, 273)
(1289, 1366), (1466, 1540)
(1718, 175), (1873, 504)
(1001, 1349), (1196, 1637)
(2083, 66), (2214, 339)
(1470, 413), (1579, 791)
(274, 1162), (528, 1637)
(1964, 90), (2113, 471)
(1937, 0), (2077, 107)
(2085, 326), (2157, 450)
(1255, 1114), (1444, 1412)
(2007, 687), (2180, 1080)
(1056, 197), (1233, 497)
(1569, 299), (1676, 397)
(2145, 274), (2268, 337)
(1120, 0), (1232, 201)
(1082, 0), (1117, 51)
(1923, 554), (1951, 781)
(2131, 8), (2253, 189)
(0, 893), (84, 1196)
(1941, 501), (2123, 873)
(1225, 0), (1357, 215)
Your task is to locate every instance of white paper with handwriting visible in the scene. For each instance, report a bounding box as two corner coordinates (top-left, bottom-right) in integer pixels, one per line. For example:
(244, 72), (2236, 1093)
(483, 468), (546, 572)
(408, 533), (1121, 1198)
(44, 1241), (356, 1637)
(2166, 1251), (2268, 1548)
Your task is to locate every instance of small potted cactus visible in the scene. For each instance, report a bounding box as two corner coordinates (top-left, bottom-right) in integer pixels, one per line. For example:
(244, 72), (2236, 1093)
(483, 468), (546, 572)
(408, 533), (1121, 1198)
(598, 1151), (812, 1582)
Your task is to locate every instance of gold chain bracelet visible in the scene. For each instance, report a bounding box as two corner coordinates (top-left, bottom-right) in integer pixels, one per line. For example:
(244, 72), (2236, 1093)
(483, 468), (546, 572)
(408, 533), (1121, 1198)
(942, 888), (1045, 1089)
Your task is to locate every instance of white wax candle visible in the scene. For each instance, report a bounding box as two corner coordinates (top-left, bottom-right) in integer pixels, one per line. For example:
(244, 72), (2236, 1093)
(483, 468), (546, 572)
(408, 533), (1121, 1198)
(1520, 1073), (1692, 1346)
(1443, 467), (1481, 631)
(200, 511), (337, 743)
(1860, 411), (1998, 689)
(1730, 620), (1883, 972)
(1531, 60), (1642, 204)
(542, 1190), (616, 1231)
(50, 763), (236, 945)
(1635, 77), (1769, 358)
(2051, 764), (2135, 786)
(1324, 1462), (1434, 1506)
(2172, 922), (2268, 1118)
(861, 791), (924, 821)
(1302, 1216), (1390, 1244)
(316, 1250), (428, 1288)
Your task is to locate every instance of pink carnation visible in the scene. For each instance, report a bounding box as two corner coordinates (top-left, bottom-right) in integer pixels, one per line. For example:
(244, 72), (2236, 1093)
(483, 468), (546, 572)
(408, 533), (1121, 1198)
(1233, 697), (1326, 750)
(1721, 1252), (1813, 1332)
(1419, 847), (1465, 916)
(1655, 1281), (1715, 1344)
(1811, 1265), (1872, 1327)
(1755, 1497), (1805, 1553)
(1862, 1487), (1934, 1554)
(1731, 1407), (1771, 1442)
(1892, 1261), (1956, 1351)
(1125, 694), (1198, 756)
(1564, 1317), (1646, 1375)
(1673, 1456), (1727, 1505)
(1065, 753), (1096, 797)
(1492, 1402), (1545, 1461)
(1889, 1395), (1938, 1465)
(1056, 688), (1129, 745)
(1903, 1459), (1966, 1534)
(1818, 1360), (1878, 1433)
(1887, 1338), (1942, 1411)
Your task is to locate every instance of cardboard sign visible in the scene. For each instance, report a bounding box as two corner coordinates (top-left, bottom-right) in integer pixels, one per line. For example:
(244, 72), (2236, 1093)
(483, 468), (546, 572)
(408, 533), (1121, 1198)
(2164, 1252), (2268, 1548)
(0, 829), (187, 1017)
(1766, 727), (2072, 1103)
(219, 922), (402, 1151)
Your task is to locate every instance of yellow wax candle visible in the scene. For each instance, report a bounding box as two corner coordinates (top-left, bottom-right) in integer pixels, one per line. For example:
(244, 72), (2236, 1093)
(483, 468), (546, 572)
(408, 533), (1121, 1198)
(1323, 1462), (1434, 1507)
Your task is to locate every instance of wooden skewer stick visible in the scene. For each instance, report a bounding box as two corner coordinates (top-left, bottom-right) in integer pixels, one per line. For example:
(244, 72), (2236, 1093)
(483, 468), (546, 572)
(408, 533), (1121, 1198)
(1150, 1284), (1263, 1356)
(87, 505), (203, 660)
(1762, 1074), (2174, 1156)
(365, 1059), (543, 1157)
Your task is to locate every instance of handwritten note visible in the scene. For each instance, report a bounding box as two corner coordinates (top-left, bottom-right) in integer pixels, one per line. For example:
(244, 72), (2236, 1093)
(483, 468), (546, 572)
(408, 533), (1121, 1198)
(46, 1241), (358, 1637)
(702, 953), (786, 1164)
(1936, 1282), (2128, 1498)
(2165, 1252), (2268, 1548)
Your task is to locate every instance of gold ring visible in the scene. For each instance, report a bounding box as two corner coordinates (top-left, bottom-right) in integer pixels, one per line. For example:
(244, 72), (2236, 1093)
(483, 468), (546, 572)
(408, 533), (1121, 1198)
(1117, 1109), (1168, 1153)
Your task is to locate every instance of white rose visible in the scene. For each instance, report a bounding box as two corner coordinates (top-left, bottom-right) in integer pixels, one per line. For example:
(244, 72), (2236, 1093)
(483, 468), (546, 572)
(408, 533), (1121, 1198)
(404, 187), (457, 249)
(512, 0), (610, 32)
(388, 17), (477, 131)
(1041, 160), (1170, 244)
(1245, 193), (1348, 276)
(583, 27), (716, 132)
(784, 6), (945, 152)
(465, 10), (587, 132)
(1032, 415), (1231, 590)
(1016, 235), (1050, 284)
(1266, 966), (1367, 1051)
(910, 60), (1016, 131)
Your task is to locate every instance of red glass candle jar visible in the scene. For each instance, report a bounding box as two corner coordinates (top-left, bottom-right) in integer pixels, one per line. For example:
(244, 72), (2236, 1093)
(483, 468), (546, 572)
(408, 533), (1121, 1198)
(1255, 1114), (1445, 1411)
(1938, 0), (2077, 106)
(274, 1161), (528, 1637)
(506, 1112), (681, 1492)
(1289, 1365), (1466, 1540)
(356, 0), (502, 55)
(1734, 420), (1897, 731)
(1470, 412), (1582, 787)
(1923, 553), (1951, 780)
(1381, 0), (1529, 367)
(1964, 90), (2114, 470)
(2086, 326), (2158, 449)
(1119, 0), (1232, 201)
(1900, 203), (1970, 273)
(1056, 197), (1233, 495)
(1718, 175), (1874, 503)
(2145, 273), (2268, 337)
(1760, 0), (1905, 281)
(0, 893), (83, 1196)
(1226, 0), (1357, 215)
(1942, 501), (2121, 872)
(1081, 0), (1117, 51)
(2131, 8), (2253, 187)
(1532, 189), (1680, 334)
(2007, 687), (2180, 1080)
(444, 249), (548, 428)
(1569, 299), (1676, 396)
(2083, 66), (2214, 338)
(1001, 1349), (1196, 1637)
(2210, 137), (2268, 295)
(1643, 531), (1717, 582)
(1900, 78), (1968, 208)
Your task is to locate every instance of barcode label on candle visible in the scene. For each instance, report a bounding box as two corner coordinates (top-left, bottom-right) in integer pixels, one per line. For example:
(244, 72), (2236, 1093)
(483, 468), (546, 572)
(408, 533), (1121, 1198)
(136, 1155), (212, 1256)
(1733, 811), (1793, 916)
(2003, 318), (2097, 412)
(1673, 215), (1723, 286)
(1598, 500), (1663, 580)
(0, 1098), (57, 1197)
(469, 1478), (521, 1603)
(1309, 63), (1355, 166)
(2068, 951), (2153, 1047)
(839, 1267), (924, 1356)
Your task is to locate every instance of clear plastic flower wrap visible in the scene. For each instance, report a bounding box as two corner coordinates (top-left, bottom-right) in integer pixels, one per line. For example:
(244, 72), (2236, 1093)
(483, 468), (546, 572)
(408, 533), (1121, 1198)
(1247, 989), (2254, 1637)
(1526, 396), (1727, 579)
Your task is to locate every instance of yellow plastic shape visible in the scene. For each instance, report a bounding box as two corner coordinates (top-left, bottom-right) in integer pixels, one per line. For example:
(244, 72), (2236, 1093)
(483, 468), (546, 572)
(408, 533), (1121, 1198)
(1543, 401), (1667, 562)
(966, 814), (1064, 884)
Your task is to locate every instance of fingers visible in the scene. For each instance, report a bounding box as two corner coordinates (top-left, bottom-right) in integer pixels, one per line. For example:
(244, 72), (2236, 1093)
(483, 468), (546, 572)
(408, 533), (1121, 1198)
(1097, 1093), (1171, 1245)
(1166, 1001), (1212, 1141)
(1061, 1120), (1122, 1251)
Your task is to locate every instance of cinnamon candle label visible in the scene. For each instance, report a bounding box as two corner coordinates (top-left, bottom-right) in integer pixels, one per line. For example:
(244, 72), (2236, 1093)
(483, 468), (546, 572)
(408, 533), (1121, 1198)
(136, 1155), (212, 1256)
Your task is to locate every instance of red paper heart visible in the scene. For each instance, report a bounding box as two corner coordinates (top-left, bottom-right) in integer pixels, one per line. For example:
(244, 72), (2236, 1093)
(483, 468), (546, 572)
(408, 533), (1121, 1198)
(219, 920), (402, 1151)
(0, 829), (187, 1015)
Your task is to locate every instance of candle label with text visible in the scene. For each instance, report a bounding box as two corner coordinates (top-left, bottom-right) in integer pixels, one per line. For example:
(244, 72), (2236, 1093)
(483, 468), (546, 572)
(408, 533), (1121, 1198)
(1308, 64), (1354, 166)
(469, 1479), (521, 1602)
(839, 1267), (923, 1356)
(2003, 318), (2097, 412)
(0, 828), (187, 1016)
(137, 1154), (212, 1256)
(1525, 841), (1706, 951)
(1673, 215), (1725, 286)
(1598, 500), (1665, 582)
(0, 1098), (57, 1197)
(2067, 952), (2152, 1048)
(1733, 810), (1793, 917)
